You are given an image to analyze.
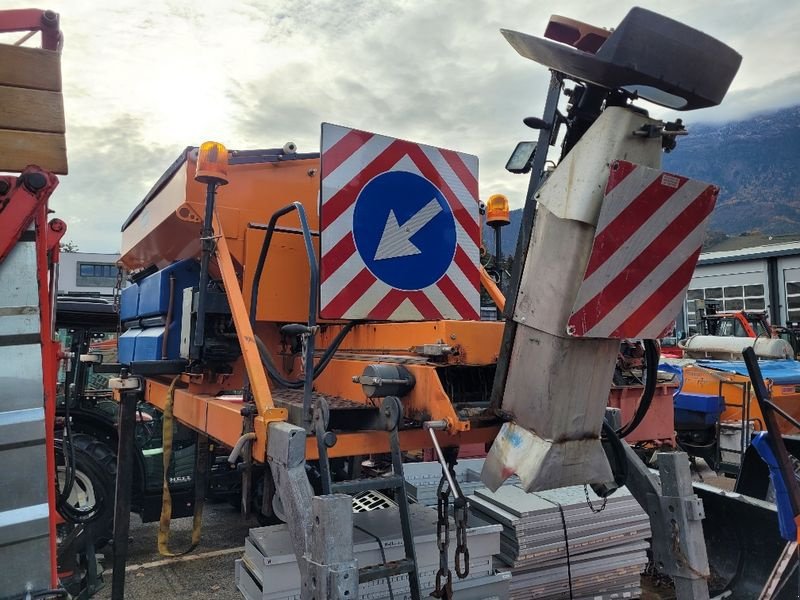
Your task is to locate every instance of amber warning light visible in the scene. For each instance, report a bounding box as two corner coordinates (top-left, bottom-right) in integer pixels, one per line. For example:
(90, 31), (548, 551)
(486, 193), (510, 226)
(195, 141), (229, 185)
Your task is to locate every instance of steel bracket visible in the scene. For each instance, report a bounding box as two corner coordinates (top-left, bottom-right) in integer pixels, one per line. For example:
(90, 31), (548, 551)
(647, 493), (709, 578)
(267, 421), (313, 578)
(622, 446), (710, 600)
(302, 495), (359, 600)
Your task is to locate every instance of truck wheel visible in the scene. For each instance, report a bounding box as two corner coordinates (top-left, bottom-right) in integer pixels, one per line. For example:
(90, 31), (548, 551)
(56, 433), (117, 549)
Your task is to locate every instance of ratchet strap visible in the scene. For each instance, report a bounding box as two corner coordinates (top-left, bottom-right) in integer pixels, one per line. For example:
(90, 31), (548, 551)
(158, 376), (207, 556)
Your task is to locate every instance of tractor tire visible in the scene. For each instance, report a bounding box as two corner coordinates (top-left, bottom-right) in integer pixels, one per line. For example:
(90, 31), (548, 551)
(56, 433), (117, 549)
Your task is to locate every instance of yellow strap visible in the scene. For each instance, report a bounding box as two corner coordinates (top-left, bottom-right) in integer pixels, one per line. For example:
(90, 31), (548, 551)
(158, 376), (204, 556)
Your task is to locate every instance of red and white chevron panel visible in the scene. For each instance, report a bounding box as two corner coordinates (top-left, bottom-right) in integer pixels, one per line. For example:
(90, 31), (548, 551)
(319, 123), (480, 321)
(567, 160), (719, 339)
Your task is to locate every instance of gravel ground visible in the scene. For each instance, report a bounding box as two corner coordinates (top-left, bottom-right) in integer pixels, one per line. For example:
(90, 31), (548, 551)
(94, 501), (258, 600)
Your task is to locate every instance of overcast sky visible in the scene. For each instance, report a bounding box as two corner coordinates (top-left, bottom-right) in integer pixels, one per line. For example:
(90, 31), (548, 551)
(4, 0), (798, 252)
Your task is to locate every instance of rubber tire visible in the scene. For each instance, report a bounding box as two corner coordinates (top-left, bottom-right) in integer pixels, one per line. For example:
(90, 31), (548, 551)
(57, 433), (117, 549)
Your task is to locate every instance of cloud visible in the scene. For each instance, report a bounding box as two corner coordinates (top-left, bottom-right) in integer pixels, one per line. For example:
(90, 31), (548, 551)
(51, 115), (179, 252)
(1, 0), (797, 251)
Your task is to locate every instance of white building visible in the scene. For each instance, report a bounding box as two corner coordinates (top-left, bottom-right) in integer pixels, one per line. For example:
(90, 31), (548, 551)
(681, 234), (800, 336)
(58, 252), (126, 296)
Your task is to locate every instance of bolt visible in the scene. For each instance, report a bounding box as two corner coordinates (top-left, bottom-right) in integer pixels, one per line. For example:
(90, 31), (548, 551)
(22, 172), (47, 193)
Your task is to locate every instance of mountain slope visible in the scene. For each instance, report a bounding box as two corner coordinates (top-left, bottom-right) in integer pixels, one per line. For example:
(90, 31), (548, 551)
(483, 104), (800, 256)
(663, 105), (800, 235)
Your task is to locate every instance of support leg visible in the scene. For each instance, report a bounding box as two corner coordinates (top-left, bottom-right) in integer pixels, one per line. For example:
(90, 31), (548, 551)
(267, 421), (313, 578)
(303, 495), (359, 600)
(659, 452), (711, 600)
(110, 385), (139, 600)
(621, 446), (710, 600)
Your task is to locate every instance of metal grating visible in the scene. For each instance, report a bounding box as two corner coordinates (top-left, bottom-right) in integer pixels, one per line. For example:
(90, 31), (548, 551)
(351, 490), (396, 513)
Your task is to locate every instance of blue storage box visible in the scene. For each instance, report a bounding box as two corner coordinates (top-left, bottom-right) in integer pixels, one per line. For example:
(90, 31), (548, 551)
(118, 328), (141, 365)
(674, 392), (724, 428)
(137, 259), (200, 318)
(131, 322), (183, 361)
(119, 283), (140, 322)
(133, 327), (165, 361)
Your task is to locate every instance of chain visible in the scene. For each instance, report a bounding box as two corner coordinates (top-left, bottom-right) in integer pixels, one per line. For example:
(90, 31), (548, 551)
(584, 484), (608, 513)
(669, 519), (709, 580)
(112, 264), (123, 313)
(300, 334), (308, 377)
(432, 450), (472, 598)
(432, 474), (452, 599)
(113, 264), (124, 340)
(454, 494), (469, 578)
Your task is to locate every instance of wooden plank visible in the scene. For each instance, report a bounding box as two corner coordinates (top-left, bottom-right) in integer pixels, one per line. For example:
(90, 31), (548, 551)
(0, 44), (61, 91)
(0, 129), (67, 174)
(0, 86), (65, 133)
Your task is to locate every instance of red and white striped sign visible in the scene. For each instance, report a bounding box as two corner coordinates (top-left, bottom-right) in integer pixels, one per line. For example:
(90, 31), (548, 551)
(567, 160), (718, 338)
(319, 124), (481, 321)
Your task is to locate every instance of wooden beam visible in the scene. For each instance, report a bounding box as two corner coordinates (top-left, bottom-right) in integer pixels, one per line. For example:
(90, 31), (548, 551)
(0, 45), (61, 91)
(0, 129), (67, 174)
(0, 86), (65, 133)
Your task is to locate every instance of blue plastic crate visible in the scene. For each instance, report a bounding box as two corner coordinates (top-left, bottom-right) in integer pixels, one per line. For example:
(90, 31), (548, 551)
(137, 259), (200, 318)
(118, 328), (141, 365)
(119, 283), (139, 322)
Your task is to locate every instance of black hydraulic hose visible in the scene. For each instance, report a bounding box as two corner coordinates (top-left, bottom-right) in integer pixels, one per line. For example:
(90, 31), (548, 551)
(57, 374), (76, 507)
(249, 202), (317, 332)
(248, 201), (339, 405)
(54, 439), (104, 524)
(601, 420), (628, 489)
(255, 322), (355, 389)
(313, 322), (355, 374)
(616, 339), (660, 439)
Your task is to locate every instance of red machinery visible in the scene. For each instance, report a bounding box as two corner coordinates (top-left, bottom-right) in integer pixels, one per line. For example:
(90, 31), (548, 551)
(0, 9), (69, 597)
(0, 165), (65, 596)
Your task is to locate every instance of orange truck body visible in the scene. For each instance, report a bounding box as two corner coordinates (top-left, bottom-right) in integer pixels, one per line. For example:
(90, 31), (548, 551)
(120, 149), (504, 460)
(681, 363), (800, 436)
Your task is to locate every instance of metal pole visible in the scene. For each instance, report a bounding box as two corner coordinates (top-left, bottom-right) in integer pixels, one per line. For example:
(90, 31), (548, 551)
(111, 385), (138, 600)
(494, 225), (503, 292)
(426, 427), (461, 499)
(490, 72), (562, 408)
(193, 182), (217, 354)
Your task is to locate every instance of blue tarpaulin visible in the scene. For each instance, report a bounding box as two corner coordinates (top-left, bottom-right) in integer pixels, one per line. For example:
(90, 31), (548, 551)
(697, 359), (800, 385)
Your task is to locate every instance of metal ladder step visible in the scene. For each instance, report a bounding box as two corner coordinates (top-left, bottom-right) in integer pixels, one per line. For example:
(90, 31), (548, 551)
(359, 558), (416, 584)
(315, 396), (422, 599)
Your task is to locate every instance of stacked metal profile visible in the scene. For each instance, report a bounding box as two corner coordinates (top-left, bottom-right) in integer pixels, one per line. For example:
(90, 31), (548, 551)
(0, 225), (52, 594)
(471, 485), (650, 600)
(404, 458), (519, 505)
(235, 503), (511, 599)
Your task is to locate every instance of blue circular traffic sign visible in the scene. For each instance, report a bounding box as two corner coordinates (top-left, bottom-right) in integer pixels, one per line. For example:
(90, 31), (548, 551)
(353, 171), (456, 291)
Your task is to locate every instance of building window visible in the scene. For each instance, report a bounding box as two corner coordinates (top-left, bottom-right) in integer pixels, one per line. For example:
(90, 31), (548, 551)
(76, 262), (118, 288)
(787, 281), (800, 323)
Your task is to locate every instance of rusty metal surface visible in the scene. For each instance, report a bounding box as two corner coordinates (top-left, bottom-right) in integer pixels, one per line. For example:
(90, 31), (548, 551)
(272, 389), (375, 411)
(272, 388), (381, 431)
